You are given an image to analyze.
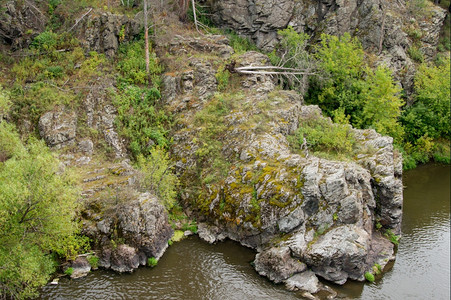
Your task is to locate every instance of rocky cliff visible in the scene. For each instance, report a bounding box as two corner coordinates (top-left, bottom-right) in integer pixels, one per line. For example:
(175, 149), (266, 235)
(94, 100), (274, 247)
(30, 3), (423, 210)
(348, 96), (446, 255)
(204, 0), (447, 92)
(160, 32), (402, 293)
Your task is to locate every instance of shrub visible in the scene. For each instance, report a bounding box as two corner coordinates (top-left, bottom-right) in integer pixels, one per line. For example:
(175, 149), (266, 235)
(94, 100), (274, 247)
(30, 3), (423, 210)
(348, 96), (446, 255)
(384, 229), (400, 246)
(215, 67), (230, 92)
(226, 31), (259, 54)
(113, 85), (171, 158)
(296, 112), (356, 156)
(117, 40), (163, 85)
(87, 255), (99, 269)
(407, 46), (424, 63)
(147, 257), (158, 267)
(0, 131), (82, 298)
(31, 31), (58, 51)
(365, 272), (375, 283)
(136, 147), (179, 210)
(0, 85), (11, 120)
(64, 267), (74, 276)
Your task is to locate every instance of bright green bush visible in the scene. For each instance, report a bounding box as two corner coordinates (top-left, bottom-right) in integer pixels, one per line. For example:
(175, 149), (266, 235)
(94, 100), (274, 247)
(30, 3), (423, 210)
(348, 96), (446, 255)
(147, 257), (158, 267)
(87, 255), (99, 269)
(136, 147), (179, 210)
(365, 272), (375, 282)
(296, 112), (356, 157)
(359, 66), (404, 143)
(215, 67), (230, 92)
(0, 85), (11, 120)
(0, 126), (83, 299)
(64, 267), (74, 277)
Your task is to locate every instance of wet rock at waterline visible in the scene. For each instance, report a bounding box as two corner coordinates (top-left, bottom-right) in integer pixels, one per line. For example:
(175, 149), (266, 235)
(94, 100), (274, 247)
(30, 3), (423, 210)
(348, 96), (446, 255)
(87, 192), (173, 273)
(68, 257), (91, 279)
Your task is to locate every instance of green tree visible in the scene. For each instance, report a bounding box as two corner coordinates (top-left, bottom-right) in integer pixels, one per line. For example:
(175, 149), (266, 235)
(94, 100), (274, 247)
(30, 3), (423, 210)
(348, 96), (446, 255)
(359, 66), (405, 143)
(307, 33), (404, 143)
(0, 124), (83, 299)
(402, 58), (450, 142)
(309, 33), (365, 119)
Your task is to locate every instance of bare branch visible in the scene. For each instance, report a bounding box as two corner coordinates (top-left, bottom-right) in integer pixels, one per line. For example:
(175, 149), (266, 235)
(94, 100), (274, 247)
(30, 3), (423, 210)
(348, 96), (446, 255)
(68, 8), (93, 33)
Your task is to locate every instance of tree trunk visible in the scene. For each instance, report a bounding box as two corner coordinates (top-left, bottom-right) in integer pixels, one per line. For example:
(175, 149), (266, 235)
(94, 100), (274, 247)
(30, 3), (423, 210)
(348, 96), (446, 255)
(144, 0), (150, 76)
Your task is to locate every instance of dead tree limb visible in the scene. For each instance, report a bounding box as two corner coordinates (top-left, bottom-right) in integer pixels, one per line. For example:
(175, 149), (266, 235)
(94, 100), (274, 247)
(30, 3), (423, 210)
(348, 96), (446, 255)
(191, 0), (200, 33)
(68, 8), (93, 32)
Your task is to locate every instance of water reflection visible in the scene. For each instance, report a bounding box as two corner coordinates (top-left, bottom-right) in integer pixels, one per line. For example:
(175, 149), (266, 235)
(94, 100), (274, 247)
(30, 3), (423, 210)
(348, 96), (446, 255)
(41, 164), (450, 300)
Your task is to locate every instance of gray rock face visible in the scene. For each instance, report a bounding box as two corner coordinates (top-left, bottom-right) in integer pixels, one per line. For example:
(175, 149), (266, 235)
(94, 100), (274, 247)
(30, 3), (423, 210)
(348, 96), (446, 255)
(83, 82), (125, 158)
(207, 0), (447, 92)
(90, 193), (173, 272)
(0, 0), (46, 50)
(38, 107), (77, 149)
(303, 225), (370, 284)
(285, 270), (320, 294)
(254, 246), (307, 283)
(76, 11), (141, 58)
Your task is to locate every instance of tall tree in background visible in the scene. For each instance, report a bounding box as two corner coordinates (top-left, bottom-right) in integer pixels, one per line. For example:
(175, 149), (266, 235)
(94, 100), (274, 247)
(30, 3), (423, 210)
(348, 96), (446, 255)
(144, 0), (150, 76)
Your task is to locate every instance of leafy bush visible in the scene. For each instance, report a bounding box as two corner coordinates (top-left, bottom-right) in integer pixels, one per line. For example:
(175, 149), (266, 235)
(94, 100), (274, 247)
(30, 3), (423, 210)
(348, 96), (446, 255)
(64, 267), (74, 277)
(308, 33), (365, 118)
(215, 67), (230, 91)
(31, 31), (59, 51)
(407, 45), (424, 63)
(87, 255), (99, 269)
(117, 40), (163, 85)
(365, 272), (375, 283)
(358, 66), (404, 143)
(0, 85), (11, 120)
(295, 112), (356, 157)
(226, 31), (259, 54)
(136, 147), (179, 210)
(147, 257), (158, 267)
(0, 126), (82, 299)
(114, 85), (171, 158)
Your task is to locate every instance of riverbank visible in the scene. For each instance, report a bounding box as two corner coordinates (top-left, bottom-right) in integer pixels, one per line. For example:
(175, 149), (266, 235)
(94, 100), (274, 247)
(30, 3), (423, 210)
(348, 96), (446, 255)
(41, 163), (450, 299)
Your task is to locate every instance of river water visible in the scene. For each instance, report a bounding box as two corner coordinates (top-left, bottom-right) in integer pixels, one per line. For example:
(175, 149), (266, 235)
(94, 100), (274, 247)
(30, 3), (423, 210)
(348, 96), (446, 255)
(41, 164), (450, 300)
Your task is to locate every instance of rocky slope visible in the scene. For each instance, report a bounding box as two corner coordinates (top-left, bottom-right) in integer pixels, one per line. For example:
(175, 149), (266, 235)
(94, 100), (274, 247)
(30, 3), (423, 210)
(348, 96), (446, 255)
(161, 32), (402, 294)
(1, 1), (407, 294)
(203, 0), (447, 92)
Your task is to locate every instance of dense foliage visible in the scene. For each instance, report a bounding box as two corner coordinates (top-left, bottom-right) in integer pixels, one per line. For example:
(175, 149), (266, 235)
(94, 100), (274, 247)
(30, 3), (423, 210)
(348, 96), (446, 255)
(293, 32), (450, 168)
(114, 40), (171, 159)
(0, 123), (87, 299)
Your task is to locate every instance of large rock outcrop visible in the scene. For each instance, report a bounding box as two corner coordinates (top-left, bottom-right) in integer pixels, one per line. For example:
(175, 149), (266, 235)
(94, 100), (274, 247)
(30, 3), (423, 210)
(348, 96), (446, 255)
(80, 162), (173, 273)
(162, 33), (402, 291)
(205, 0), (447, 91)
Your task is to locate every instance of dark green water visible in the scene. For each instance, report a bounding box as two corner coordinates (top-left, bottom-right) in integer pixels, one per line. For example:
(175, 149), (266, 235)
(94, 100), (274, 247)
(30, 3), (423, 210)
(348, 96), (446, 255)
(41, 164), (450, 300)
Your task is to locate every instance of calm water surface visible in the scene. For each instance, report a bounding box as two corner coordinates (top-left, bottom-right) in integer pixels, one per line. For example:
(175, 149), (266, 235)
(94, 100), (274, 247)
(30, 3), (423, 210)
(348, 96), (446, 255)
(42, 164), (450, 299)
